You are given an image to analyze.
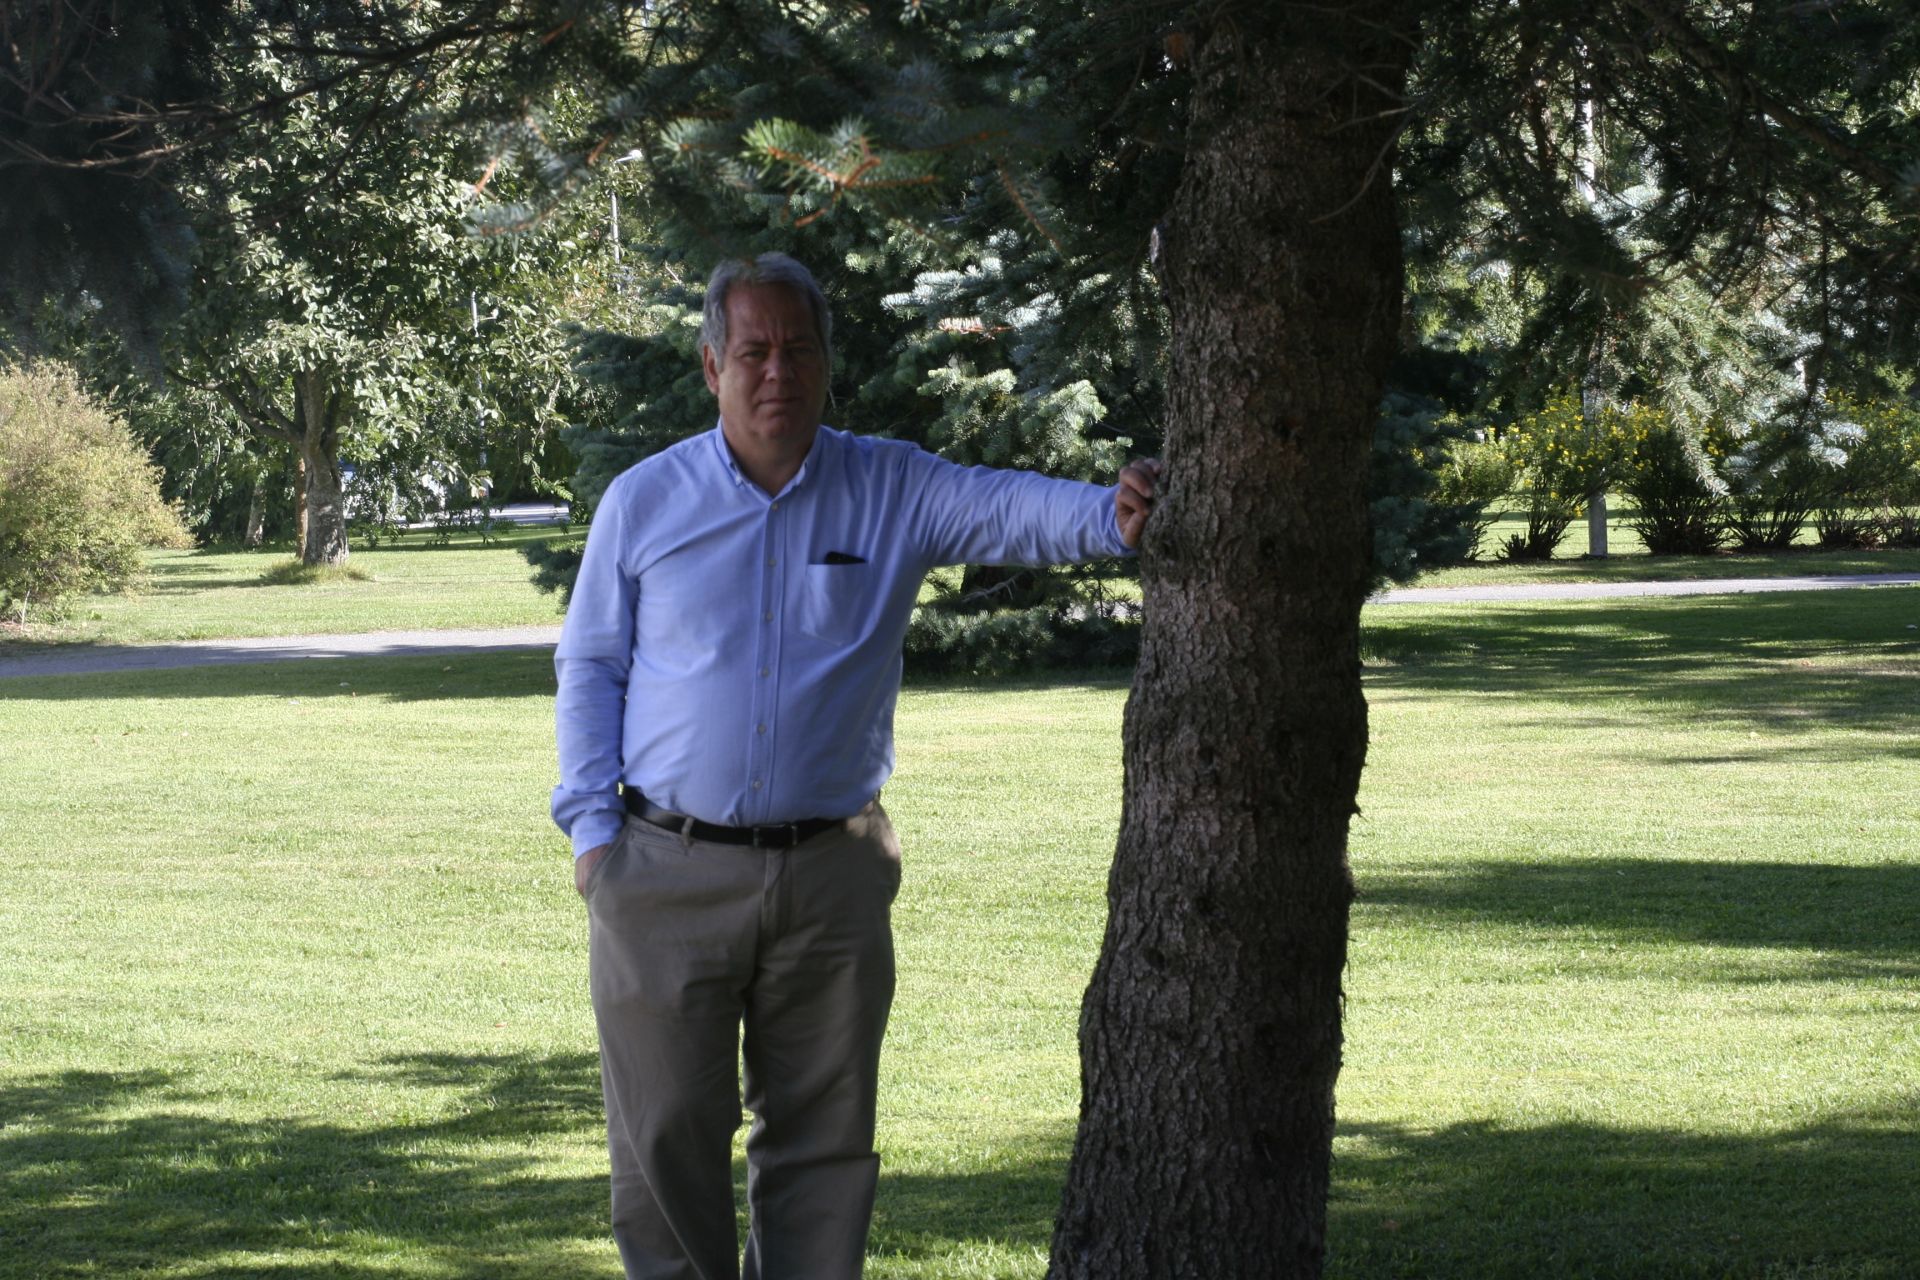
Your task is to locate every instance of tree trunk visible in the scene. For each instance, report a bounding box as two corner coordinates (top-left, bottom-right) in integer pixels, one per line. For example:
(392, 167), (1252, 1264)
(294, 449), (308, 552)
(1049, 11), (1414, 1280)
(294, 368), (349, 565)
(243, 467), (267, 548)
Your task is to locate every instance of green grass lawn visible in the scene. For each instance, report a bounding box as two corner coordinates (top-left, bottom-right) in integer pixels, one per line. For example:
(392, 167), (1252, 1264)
(3, 587), (1917, 1278)
(0, 526), (567, 648)
(1343, 586), (1920, 1278)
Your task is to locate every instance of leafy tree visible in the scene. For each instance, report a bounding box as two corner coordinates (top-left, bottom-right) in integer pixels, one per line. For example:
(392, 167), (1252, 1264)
(166, 50), (523, 563)
(6, 3), (589, 561)
(1, 1), (552, 356)
(24, 7), (593, 563)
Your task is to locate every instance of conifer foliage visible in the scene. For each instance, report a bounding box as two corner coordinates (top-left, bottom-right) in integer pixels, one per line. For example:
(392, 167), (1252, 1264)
(0, 1), (226, 352)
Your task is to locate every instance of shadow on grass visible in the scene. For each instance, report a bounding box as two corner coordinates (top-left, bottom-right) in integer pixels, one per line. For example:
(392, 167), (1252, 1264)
(140, 573), (281, 594)
(7, 1056), (1914, 1278)
(1330, 1106), (1920, 1279)
(1359, 858), (1920, 981)
(0, 1055), (608, 1279)
(867, 1135), (1069, 1267)
(0, 1055), (1073, 1279)
(1363, 589), (1920, 755)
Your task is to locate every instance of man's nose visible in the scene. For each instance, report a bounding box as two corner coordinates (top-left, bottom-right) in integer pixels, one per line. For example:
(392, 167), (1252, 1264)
(764, 350), (795, 381)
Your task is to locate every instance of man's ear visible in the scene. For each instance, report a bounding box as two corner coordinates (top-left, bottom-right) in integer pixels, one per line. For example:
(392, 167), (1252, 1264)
(701, 344), (721, 396)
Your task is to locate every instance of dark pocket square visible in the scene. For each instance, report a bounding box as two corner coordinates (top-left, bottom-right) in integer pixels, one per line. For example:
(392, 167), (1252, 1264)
(821, 551), (867, 565)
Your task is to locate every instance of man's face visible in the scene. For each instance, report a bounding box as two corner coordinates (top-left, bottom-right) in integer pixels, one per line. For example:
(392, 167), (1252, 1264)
(703, 281), (829, 456)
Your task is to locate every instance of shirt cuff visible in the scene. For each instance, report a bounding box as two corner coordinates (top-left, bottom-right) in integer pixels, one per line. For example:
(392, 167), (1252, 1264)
(571, 811), (625, 859)
(1106, 498), (1137, 557)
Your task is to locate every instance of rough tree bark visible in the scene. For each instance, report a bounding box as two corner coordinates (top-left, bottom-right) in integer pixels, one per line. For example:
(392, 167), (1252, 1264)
(293, 368), (349, 565)
(294, 450), (308, 551)
(243, 474), (266, 547)
(1049, 9), (1415, 1279)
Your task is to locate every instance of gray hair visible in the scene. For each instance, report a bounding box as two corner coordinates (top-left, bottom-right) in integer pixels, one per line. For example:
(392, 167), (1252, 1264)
(700, 253), (834, 370)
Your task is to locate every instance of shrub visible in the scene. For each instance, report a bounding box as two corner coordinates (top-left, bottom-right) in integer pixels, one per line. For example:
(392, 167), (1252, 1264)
(1812, 394), (1920, 548)
(522, 535), (586, 606)
(0, 364), (192, 621)
(1496, 394), (1629, 559)
(1713, 410), (1835, 552)
(1430, 436), (1515, 561)
(1617, 405), (1726, 555)
(902, 601), (1139, 677)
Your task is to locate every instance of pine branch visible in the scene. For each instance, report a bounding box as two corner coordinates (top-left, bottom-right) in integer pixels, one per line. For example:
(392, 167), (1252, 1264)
(3, 3), (546, 175)
(996, 161), (1064, 253)
(1617, 0), (1912, 200)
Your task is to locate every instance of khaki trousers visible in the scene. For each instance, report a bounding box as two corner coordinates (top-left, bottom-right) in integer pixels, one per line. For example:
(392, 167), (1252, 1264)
(584, 802), (902, 1280)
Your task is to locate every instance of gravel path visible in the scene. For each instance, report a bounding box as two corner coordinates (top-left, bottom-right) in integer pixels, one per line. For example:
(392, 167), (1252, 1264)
(3, 573), (1916, 680)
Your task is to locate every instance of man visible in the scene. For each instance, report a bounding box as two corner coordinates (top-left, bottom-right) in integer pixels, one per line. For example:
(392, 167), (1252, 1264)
(553, 252), (1159, 1280)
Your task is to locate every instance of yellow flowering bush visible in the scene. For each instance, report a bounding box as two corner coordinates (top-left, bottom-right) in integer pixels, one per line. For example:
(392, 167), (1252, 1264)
(1495, 394), (1631, 559)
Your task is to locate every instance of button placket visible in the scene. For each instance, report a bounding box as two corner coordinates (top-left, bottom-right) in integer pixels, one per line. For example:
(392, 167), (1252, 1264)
(746, 494), (785, 821)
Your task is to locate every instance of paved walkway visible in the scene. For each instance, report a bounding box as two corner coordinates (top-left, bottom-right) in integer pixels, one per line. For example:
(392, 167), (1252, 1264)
(1371, 572), (1920, 604)
(0, 625), (564, 679)
(3, 573), (1915, 680)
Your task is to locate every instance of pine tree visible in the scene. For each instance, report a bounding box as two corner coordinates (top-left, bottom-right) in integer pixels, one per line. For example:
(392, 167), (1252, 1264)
(463, 3), (1918, 1274)
(0, 1), (228, 355)
(488, 6), (1918, 1276)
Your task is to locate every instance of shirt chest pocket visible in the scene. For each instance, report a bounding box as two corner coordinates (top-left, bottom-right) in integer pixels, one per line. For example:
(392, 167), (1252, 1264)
(797, 562), (873, 645)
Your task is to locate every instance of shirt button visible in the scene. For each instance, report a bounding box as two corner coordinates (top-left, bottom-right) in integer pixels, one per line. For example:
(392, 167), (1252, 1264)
(751, 779), (763, 790)
(763, 610), (773, 622)
(756, 723), (767, 735)
(759, 666), (770, 678)
(770, 501), (779, 511)
(766, 557), (776, 567)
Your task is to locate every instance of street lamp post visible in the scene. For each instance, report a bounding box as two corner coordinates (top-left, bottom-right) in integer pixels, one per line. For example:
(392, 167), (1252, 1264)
(609, 149), (644, 271)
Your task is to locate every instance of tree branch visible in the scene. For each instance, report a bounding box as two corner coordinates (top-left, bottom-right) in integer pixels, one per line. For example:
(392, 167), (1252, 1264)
(189, 377), (298, 445)
(2, 6), (546, 175)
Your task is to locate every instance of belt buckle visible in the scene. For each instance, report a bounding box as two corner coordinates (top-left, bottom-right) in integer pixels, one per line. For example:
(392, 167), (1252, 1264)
(751, 822), (798, 850)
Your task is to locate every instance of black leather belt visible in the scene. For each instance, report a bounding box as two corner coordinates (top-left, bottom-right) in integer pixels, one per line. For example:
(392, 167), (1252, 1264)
(623, 788), (844, 849)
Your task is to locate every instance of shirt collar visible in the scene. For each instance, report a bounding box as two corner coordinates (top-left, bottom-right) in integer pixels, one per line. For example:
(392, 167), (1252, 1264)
(709, 419), (830, 499)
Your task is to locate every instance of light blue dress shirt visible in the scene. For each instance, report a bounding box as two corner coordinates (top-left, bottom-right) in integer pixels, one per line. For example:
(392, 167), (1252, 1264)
(551, 424), (1131, 857)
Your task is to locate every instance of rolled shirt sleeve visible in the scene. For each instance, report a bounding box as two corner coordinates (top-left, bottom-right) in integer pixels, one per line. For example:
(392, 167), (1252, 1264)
(551, 473), (640, 858)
